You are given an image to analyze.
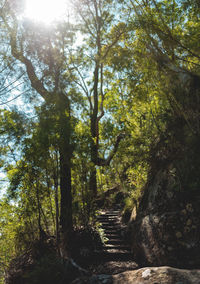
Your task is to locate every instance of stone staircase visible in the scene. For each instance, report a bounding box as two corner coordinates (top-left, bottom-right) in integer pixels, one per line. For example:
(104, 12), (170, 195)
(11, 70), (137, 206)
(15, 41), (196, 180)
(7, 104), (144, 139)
(79, 208), (138, 275)
(97, 209), (133, 262)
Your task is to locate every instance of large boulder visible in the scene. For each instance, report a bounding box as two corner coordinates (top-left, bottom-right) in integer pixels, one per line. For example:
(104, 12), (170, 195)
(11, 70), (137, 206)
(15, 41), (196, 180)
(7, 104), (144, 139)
(128, 165), (200, 268)
(72, 266), (200, 284)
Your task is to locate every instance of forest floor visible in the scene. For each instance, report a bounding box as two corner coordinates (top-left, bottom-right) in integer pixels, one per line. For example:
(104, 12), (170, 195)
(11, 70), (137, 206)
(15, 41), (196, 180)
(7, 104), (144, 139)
(85, 256), (138, 275)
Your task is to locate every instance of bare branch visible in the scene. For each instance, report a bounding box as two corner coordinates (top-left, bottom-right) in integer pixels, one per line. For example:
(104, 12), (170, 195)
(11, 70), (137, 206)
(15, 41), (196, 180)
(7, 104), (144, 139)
(0, 89), (30, 105)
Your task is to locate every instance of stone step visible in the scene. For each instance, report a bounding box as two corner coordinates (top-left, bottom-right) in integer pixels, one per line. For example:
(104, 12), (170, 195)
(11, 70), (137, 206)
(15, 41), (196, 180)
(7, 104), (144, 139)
(102, 227), (120, 231)
(100, 217), (119, 221)
(103, 227), (118, 230)
(97, 220), (118, 225)
(104, 234), (120, 239)
(101, 251), (133, 261)
(99, 211), (119, 214)
(106, 239), (124, 245)
(101, 225), (120, 229)
(101, 224), (121, 229)
(98, 220), (120, 224)
(104, 244), (129, 250)
(104, 228), (121, 234)
(102, 220), (120, 224)
(104, 210), (120, 213)
(97, 215), (119, 219)
(102, 213), (120, 216)
(98, 211), (120, 215)
(103, 215), (119, 218)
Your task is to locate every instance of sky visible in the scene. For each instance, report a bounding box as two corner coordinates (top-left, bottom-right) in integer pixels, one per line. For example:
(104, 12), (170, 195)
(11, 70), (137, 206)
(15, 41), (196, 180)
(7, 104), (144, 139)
(23, 0), (71, 25)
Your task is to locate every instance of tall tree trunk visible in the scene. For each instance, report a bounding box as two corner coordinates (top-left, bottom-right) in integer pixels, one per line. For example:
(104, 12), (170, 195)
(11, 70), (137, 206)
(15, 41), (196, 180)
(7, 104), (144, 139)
(53, 153), (60, 245)
(35, 183), (42, 240)
(55, 179), (60, 245)
(89, 57), (99, 198)
(46, 169), (56, 235)
(89, 137), (98, 197)
(88, 1), (102, 198)
(57, 93), (73, 256)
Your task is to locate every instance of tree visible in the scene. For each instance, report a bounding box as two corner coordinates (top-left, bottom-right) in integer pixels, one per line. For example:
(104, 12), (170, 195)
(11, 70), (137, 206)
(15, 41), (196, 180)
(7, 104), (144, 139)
(0, 3), (77, 254)
(74, 0), (126, 199)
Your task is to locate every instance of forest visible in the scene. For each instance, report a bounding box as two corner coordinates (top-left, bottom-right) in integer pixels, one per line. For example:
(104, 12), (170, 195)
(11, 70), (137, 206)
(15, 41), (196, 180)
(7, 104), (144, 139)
(0, 0), (200, 283)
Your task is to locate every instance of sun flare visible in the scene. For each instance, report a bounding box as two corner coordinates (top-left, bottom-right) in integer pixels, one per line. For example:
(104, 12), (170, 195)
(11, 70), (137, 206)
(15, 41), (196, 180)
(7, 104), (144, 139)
(24, 0), (69, 24)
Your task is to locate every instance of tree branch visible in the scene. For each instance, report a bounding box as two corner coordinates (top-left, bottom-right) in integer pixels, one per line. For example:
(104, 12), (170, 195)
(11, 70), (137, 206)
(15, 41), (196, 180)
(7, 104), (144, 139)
(2, 15), (50, 101)
(97, 133), (125, 166)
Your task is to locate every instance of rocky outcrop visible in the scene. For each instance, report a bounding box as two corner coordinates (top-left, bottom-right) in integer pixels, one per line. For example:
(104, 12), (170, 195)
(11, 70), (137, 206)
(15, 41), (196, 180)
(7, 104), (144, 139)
(128, 165), (200, 268)
(72, 266), (200, 283)
(126, 65), (200, 267)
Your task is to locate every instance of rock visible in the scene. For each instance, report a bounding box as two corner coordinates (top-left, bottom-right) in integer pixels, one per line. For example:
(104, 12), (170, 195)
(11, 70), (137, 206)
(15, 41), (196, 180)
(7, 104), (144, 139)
(72, 274), (112, 284)
(128, 167), (200, 268)
(72, 266), (200, 284)
(141, 268), (151, 278)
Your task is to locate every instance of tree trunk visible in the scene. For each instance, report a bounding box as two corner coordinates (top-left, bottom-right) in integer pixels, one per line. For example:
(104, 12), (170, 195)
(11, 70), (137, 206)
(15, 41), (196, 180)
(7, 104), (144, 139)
(89, 57), (99, 197)
(53, 154), (60, 245)
(89, 137), (98, 197)
(57, 94), (73, 256)
(35, 183), (43, 241)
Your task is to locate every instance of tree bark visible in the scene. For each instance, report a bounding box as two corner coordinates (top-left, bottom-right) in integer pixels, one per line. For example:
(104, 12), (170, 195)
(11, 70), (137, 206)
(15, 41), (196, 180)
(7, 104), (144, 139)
(53, 152), (60, 245)
(57, 93), (73, 255)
